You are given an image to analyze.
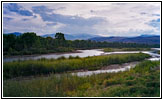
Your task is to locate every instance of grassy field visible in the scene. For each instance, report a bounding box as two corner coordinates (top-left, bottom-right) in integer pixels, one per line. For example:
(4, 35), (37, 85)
(103, 48), (151, 52)
(3, 53), (150, 79)
(3, 60), (160, 97)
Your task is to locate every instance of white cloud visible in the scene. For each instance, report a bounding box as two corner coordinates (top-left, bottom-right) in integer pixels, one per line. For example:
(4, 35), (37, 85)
(3, 2), (161, 36)
(3, 12), (66, 35)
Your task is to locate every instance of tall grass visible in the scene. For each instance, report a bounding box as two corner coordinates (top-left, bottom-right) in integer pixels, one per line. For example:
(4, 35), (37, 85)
(103, 48), (151, 52)
(3, 60), (160, 97)
(3, 53), (150, 79)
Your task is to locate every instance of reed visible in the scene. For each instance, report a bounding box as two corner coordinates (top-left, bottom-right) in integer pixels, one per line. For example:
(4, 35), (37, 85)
(103, 48), (151, 52)
(3, 60), (160, 97)
(3, 53), (150, 79)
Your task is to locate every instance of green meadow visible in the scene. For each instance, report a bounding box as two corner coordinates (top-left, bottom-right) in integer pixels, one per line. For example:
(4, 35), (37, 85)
(3, 60), (160, 97)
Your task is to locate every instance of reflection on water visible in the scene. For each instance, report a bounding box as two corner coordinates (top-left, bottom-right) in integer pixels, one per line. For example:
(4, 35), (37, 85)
(151, 48), (160, 51)
(148, 58), (160, 61)
(3, 48), (160, 77)
(71, 49), (160, 77)
(3, 48), (160, 63)
(72, 64), (136, 77)
(3, 49), (104, 62)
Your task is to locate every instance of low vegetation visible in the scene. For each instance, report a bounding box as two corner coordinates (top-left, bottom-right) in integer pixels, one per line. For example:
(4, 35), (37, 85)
(3, 60), (160, 97)
(3, 53), (150, 79)
(103, 48), (151, 52)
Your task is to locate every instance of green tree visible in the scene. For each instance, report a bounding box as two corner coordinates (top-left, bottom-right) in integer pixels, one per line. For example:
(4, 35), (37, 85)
(55, 32), (65, 41)
(20, 32), (37, 48)
(3, 34), (16, 51)
(55, 32), (66, 47)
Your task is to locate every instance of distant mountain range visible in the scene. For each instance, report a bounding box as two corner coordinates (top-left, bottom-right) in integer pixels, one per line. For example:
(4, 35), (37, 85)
(4, 32), (160, 44)
(4, 32), (98, 40)
(5, 32), (22, 36)
(89, 35), (160, 44)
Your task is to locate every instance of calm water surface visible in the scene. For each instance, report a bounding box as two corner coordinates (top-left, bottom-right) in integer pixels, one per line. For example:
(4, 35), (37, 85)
(3, 48), (160, 77)
(71, 63), (136, 77)
(3, 49), (103, 62)
(3, 48), (160, 62)
(71, 49), (160, 77)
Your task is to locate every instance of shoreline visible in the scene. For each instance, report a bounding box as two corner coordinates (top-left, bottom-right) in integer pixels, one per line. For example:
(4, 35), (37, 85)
(3, 48), (159, 63)
(3, 50), (82, 58)
(3, 47), (158, 58)
(68, 61), (139, 73)
(6, 61), (140, 81)
(3, 48), (103, 58)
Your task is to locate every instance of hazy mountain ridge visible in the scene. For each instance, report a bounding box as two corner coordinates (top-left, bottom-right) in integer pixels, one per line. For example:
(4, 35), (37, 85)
(4, 32), (160, 44)
(4, 32), (98, 40)
(89, 35), (160, 44)
(5, 32), (22, 36)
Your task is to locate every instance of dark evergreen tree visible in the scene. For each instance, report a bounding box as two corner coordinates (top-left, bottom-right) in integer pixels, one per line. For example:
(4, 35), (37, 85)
(55, 32), (65, 41)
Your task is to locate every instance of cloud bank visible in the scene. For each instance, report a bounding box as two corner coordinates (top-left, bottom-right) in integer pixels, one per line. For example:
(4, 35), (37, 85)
(3, 2), (161, 36)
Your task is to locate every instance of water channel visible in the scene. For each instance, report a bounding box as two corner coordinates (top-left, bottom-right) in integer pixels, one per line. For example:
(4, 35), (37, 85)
(4, 48), (160, 77)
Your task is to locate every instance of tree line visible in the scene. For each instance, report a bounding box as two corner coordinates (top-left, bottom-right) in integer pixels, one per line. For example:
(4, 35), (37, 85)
(3, 32), (159, 56)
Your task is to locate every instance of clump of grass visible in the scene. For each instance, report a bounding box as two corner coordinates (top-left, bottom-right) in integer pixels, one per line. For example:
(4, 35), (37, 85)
(57, 56), (66, 60)
(38, 57), (47, 61)
(103, 48), (113, 52)
(68, 56), (80, 59)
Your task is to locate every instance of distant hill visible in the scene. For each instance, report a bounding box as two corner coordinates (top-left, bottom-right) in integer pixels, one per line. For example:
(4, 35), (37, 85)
(5, 32), (22, 36)
(139, 34), (159, 37)
(41, 33), (99, 40)
(89, 35), (160, 44)
(4, 32), (99, 40)
(4, 32), (159, 44)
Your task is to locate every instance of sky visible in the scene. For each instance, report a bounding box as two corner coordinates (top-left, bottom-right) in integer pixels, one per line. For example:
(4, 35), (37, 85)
(3, 2), (161, 37)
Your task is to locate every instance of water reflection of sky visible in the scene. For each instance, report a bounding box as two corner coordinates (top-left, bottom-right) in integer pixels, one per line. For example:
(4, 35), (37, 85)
(3, 48), (160, 77)
(72, 65), (135, 77)
(3, 49), (160, 62)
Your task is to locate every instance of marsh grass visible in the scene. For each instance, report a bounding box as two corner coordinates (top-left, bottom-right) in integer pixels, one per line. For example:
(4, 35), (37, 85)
(3, 60), (160, 97)
(3, 53), (150, 79)
(103, 48), (151, 52)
